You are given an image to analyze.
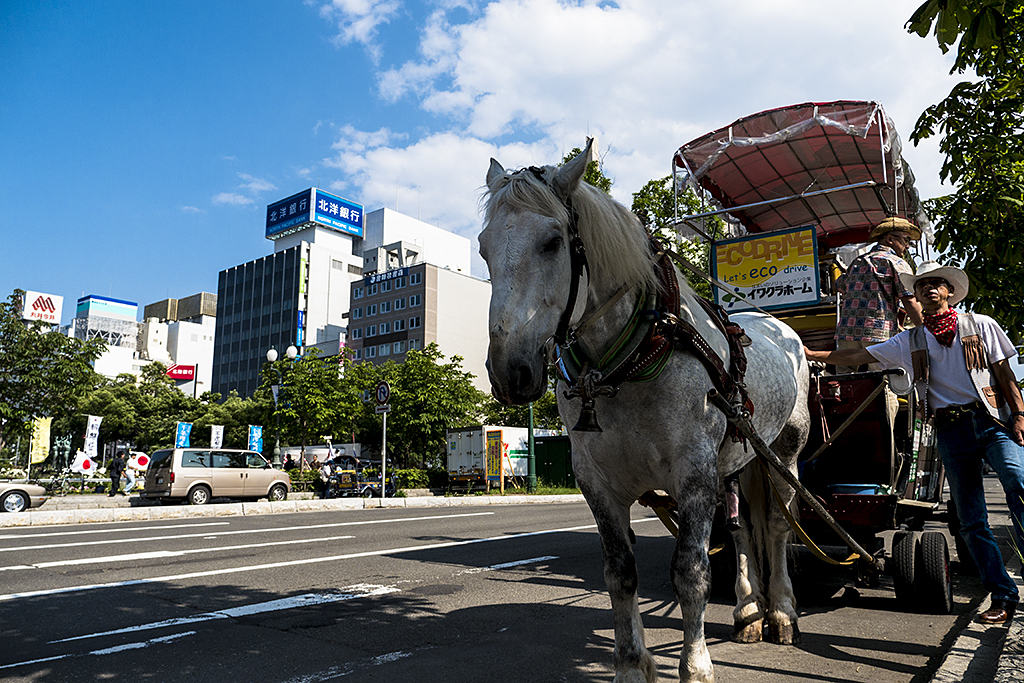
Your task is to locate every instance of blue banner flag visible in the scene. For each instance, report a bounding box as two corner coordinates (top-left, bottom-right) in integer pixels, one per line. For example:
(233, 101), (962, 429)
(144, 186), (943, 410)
(175, 422), (193, 448)
(248, 425), (263, 452)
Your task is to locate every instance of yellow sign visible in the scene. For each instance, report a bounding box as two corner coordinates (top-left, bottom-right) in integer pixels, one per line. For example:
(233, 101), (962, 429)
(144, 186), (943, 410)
(712, 225), (820, 311)
(486, 430), (503, 483)
(29, 417), (52, 464)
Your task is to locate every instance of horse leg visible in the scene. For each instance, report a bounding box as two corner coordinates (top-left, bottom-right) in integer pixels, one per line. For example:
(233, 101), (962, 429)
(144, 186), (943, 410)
(761, 421), (806, 645)
(672, 474), (716, 683)
(728, 481), (764, 644)
(586, 492), (657, 683)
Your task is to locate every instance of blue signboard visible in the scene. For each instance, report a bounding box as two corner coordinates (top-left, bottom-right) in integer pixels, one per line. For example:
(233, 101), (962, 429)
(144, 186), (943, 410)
(266, 190), (313, 238)
(313, 189), (363, 237)
(248, 425), (263, 452)
(175, 422), (193, 448)
(365, 266), (409, 286)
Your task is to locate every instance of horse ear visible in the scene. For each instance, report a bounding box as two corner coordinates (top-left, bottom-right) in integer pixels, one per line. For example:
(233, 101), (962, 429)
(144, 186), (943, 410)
(553, 137), (593, 200)
(487, 158), (506, 189)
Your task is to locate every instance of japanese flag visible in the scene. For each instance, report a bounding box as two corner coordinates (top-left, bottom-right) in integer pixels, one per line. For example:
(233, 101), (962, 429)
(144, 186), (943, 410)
(70, 450), (96, 474)
(129, 452), (150, 469)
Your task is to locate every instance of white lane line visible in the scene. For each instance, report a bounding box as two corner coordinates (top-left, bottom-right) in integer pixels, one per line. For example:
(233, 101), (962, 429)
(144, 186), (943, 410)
(0, 517), (660, 603)
(0, 631), (197, 670)
(0, 522), (231, 540)
(51, 584), (400, 643)
(0, 511), (495, 553)
(0, 535), (356, 571)
(458, 555), (558, 575)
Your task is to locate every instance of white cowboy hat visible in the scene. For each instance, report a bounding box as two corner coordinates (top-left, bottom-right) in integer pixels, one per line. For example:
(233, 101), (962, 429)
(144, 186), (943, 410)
(899, 261), (969, 305)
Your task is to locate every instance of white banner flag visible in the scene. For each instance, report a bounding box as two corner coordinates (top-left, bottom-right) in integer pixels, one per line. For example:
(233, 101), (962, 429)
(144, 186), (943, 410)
(84, 415), (102, 459)
(70, 450), (97, 475)
(211, 425), (224, 449)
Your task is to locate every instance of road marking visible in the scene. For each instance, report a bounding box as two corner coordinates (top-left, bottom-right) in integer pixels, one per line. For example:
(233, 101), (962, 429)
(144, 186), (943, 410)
(0, 535), (356, 571)
(0, 511), (495, 553)
(0, 517), (660, 602)
(0, 631), (196, 671)
(0, 521), (231, 540)
(50, 584), (401, 643)
(458, 555), (558, 575)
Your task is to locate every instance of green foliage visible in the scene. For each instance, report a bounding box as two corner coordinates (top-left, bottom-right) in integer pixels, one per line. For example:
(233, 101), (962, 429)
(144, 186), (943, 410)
(479, 371), (563, 430)
(393, 468), (432, 489)
(0, 290), (105, 455)
(908, 2), (1024, 340)
(561, 146), (613, 194)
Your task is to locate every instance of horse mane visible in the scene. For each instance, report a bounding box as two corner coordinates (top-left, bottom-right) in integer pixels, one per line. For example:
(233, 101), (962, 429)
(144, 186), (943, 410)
(484, 165), (663, 295)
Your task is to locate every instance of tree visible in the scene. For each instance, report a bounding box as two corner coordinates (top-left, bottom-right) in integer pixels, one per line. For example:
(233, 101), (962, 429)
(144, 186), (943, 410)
(0, 290), (105, 455)
(631, 176), (725, 299)
(907, 2), (1024, 339)
(262, 347), (343, 455)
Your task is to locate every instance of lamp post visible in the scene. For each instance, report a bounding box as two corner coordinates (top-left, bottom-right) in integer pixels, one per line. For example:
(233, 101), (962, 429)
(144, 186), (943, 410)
(266, 345), (298, 467)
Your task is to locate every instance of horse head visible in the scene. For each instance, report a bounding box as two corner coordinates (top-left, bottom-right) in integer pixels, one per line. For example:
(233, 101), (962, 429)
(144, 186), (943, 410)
(478, 144), (592, 405)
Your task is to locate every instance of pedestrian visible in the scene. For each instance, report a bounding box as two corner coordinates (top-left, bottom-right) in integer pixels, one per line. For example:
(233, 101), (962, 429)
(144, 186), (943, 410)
(124, 453), (143, 493)
(834, 217), (926, 459)
(320, 457), (335, 499)
(283, 454), (298, 471)
(108, 451), (127, 497)
(806, 261), (1024, 624)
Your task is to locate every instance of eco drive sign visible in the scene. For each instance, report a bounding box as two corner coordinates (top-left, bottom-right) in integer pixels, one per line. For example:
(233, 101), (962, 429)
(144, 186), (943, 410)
(265, 188), (364, 240)
(711, 225), (820, 312)
(22, 291), (63, 324)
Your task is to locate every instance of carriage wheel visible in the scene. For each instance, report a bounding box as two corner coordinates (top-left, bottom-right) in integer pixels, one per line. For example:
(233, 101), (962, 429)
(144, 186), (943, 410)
(916, 531), (953, 614)
(891, 530), (919, 609)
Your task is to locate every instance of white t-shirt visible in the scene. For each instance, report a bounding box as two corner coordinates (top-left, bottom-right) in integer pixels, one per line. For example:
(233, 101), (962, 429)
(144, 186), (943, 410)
(865, 312), (1016, 410)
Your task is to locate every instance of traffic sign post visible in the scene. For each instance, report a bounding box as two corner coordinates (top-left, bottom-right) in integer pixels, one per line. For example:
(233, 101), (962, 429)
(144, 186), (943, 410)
(374, 381), (391, 498)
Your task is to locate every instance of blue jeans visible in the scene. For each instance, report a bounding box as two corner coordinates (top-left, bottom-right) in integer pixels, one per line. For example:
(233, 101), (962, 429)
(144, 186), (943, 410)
(936, 408), (1024, 603)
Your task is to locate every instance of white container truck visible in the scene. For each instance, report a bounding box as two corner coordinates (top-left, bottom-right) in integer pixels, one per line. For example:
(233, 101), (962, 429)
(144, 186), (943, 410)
(447, 426), (530, 488)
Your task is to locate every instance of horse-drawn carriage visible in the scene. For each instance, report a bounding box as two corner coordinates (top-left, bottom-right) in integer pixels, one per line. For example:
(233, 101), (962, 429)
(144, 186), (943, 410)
(479, 101), (950, 683)
(673, 100), (953, 613)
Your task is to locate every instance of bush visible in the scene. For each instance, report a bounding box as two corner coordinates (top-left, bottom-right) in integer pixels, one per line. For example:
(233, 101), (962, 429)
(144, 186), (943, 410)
(394, 469), (429, 489)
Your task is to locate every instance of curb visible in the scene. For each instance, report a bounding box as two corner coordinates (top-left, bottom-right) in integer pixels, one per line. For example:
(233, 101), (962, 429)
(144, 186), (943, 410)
(0, 493), (588, 528)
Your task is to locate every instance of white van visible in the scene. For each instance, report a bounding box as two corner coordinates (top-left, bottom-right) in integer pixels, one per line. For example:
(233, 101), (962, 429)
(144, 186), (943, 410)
(141, 448), (290, 505)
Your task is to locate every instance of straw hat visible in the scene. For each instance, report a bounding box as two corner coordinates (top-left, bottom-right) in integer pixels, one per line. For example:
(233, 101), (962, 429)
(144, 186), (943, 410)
(870, 216), (922, 241)
(899, 261), (969, 305)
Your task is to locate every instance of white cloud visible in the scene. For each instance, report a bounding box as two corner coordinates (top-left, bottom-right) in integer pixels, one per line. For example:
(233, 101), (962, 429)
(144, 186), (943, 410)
(311, 0), (403, 61)
(212, 192), (254, 206)
(237, 173), (277, 194)
(181, 206), (205, 214)
(313, 0), (962, 277)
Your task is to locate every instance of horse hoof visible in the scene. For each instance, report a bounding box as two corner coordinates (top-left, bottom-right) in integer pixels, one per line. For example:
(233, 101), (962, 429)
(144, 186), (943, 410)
(765, 619), (801, 645)
(732, 618), (762, 644)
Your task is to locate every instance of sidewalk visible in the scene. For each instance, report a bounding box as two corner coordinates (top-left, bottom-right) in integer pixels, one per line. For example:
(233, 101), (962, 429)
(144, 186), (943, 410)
(2, 480), (1020, 680)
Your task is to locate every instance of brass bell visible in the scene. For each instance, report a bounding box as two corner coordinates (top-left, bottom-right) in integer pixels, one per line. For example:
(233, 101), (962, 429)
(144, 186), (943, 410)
(572, 399), (603, 432)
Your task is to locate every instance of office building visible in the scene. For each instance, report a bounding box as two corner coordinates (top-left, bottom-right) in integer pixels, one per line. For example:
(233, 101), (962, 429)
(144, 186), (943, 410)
(140, 292), (218, 397)
(65, 295), (143, 379)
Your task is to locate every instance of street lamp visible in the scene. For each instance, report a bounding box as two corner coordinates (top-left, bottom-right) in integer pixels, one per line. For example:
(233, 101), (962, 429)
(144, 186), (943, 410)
(265, 346), (297, 467)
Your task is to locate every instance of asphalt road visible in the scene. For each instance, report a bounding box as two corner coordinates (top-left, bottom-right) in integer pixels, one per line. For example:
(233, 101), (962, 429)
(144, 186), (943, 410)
(0, 501), (985, 683)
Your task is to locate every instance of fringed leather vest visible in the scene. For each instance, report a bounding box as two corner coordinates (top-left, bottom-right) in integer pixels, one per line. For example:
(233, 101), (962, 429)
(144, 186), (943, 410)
(909, 312), (1011, 421)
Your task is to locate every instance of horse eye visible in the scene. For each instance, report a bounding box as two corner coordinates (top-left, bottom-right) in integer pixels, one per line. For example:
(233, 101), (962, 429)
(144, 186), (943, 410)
(541, 235), (563, 253)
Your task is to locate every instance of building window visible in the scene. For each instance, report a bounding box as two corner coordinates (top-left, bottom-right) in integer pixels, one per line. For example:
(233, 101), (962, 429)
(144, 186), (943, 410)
(354, 349), (362, 360)
(348, 264), (362, 275)
(409, 338), (421, 350)
(353, 307), (362, 319)
(380, 322), (390, 334)
(367, 324), (377, 337)
(369, 284), (378, 295)
(379, 344), (389, 357)
(380, 301), (391, 313)
(394, 277), (405, 289)
(409, 294), (421, 307)
(351, 328), (361, 339)
(353, 287), (363, 299)
(394, 298), (406, 310)
(410, 272), (422, 285)
(409, 316), (421, 329)
(366, 346), (376, 358)
(393, 341), (405, 354)
(394, 319), (405, 332)
(367, 303), (377, 316)
(382, 281), (391, 292)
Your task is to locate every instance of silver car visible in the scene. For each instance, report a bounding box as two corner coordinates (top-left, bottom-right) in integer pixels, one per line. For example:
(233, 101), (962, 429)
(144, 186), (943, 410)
(0, 481), (48, 513)
(140, 448), (290, 505)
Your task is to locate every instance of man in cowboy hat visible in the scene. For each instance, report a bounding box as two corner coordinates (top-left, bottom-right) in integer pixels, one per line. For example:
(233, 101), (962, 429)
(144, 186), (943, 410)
(807, 261), (1024, 625)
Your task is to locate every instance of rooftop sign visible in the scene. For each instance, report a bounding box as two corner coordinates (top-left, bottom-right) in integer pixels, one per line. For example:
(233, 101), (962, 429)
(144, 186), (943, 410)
(22, 291), (63, 324)
(266, 188), (364, 240)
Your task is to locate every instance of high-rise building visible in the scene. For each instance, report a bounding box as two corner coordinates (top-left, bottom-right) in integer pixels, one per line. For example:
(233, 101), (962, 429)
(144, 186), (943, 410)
(140, 292), (218, 396)
(210, 189), (474, 399)
(66, 295), (142, 378)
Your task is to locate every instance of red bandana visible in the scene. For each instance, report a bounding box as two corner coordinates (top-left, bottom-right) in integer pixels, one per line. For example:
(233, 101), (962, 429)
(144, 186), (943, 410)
(923, 308), (957, 347)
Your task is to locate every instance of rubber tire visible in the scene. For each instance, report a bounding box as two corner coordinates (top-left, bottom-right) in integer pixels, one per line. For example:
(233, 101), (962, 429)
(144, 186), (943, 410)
(188, 486), (211, 506)
(361, 487), (374, 498)
(1, 491), (29, 513)
(917, 531), (954, 614)
(892, 530), (920, 609)
(268, 484), (287, 502)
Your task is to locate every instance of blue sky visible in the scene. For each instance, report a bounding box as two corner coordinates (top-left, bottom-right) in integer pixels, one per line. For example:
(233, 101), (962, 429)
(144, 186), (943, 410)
(2, 0), (963, 330)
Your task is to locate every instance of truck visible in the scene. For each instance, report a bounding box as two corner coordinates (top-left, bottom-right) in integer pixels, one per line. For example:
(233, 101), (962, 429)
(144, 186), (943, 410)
(446, 426), (530, 490)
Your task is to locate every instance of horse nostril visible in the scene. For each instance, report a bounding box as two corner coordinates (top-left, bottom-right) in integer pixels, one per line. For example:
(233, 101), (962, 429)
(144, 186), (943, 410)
(511, 363), (533, 395)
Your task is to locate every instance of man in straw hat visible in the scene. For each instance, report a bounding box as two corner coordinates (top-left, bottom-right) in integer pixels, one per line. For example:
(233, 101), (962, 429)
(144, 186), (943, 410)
(807, 261), (1024, 624)
(834, 216), (926, 461)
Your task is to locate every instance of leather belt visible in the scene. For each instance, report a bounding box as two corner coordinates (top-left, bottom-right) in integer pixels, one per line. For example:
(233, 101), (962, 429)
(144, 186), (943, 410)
(934, 400), (984, 421)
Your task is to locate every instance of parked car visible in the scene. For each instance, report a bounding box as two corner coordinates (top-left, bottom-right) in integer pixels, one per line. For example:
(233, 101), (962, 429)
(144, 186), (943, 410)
(1, 481), (48, 513)
(140, 448), (290, 505)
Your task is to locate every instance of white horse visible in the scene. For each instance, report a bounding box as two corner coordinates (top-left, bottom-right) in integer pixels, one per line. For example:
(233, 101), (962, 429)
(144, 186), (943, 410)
(479, 142), (810, 683)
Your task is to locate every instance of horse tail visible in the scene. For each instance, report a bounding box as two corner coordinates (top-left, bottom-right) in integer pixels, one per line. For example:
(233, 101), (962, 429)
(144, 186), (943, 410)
(741, 459), (796, 582)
